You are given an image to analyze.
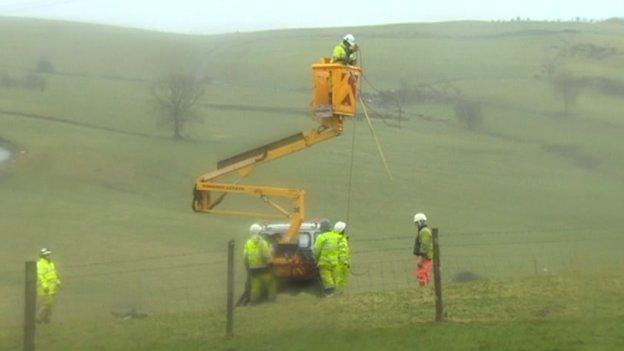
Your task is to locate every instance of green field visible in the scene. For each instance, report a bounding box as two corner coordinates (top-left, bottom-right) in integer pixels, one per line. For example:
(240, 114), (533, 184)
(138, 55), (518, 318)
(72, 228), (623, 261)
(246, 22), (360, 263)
(1, 17), (623, 350)
(2, 270), (623, 350)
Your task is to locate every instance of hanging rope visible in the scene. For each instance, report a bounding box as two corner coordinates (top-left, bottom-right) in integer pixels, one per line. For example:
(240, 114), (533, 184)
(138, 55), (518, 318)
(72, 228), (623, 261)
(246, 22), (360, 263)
(343, 45), (393, 227)
(345, 118), (357, 223)
(360, 96), (394, 181)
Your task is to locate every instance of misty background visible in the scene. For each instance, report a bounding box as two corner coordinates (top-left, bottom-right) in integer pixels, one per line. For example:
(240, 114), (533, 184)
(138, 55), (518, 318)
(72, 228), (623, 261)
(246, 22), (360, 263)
(0, 0), (622, 33)
(1, 0), (624, 349)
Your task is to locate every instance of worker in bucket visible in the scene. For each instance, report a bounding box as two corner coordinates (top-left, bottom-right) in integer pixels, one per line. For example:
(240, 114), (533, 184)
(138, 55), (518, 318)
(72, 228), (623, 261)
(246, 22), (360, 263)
(334, 221), (350, 293)
(243, 224), (276, 303)
(331, 33), (359, 65)
(37, 248), (61, 324)
(313, 220), (344, 297)
(413, 213), (433, 286)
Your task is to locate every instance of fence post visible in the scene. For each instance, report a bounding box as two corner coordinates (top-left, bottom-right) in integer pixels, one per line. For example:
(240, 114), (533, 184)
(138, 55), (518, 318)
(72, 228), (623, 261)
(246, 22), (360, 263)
(24, 261), (37, 351)
(432, 228), (444, 322)
(226, 240), (235, 338)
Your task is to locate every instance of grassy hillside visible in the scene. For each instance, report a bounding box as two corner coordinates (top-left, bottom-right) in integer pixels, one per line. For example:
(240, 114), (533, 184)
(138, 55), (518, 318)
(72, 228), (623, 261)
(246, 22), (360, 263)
(1, 17), (623, 349)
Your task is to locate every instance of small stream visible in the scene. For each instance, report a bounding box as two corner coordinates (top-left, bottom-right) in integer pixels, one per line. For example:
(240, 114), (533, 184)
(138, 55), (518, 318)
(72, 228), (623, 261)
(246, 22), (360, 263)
(0, 147), (10, 164)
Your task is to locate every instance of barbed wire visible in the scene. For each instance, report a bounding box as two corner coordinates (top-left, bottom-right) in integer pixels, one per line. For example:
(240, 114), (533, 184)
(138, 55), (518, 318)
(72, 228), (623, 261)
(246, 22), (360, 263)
(351, 226), (621, 243)
(0, 228), (618, 275)
(354, 249), (547, 264)
(63, 249), (225, 269)
(0, 250), (227, 277)
(444, 226), (620, 237)
(2, 228), (620, 277)
(351, 234), (622, 255)
(64, 259), (226, 280)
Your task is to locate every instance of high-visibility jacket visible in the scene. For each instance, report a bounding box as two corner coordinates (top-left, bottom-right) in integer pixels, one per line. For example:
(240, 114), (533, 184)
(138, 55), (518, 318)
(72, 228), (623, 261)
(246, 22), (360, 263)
(37, 258), (61, 296)
(331, 42), (357, 65)
(314, 231), (343, 266)
(413, 226), (434, 260)
(243, 236), (272, 269)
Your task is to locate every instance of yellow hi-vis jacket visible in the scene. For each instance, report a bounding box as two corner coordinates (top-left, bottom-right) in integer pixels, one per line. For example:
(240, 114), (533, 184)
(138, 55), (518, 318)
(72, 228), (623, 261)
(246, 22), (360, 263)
(314, 231), (343, 266)
(413, 226), (434, 260)
(243, 235), (272, 269)
(37, 258), (61, 296)
(338, 234), (350, 266)
(331, 42), (357, 65)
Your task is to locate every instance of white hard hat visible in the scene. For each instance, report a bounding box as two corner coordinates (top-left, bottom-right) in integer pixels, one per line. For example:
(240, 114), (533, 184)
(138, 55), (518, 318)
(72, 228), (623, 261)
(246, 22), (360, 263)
(413, 213), (427, 224)
(334, 221), (347, 233)
(40, 248), (51, 256)
(249, 223), (262, 235)
(343, 34), (355, 46)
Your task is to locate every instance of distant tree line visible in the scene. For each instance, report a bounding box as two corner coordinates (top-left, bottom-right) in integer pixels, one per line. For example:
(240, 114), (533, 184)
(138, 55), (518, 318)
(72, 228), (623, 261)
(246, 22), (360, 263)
(538, 42), (624, 116)
(492, 17), (623, 24)
(551, 71), (624, 115)
(0, 59), (56, 92)
(370, 81), (483, 130)
(0, 72), (46, 91)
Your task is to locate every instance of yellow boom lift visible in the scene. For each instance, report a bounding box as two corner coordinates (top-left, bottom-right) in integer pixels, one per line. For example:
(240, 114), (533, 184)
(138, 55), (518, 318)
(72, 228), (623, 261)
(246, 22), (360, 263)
(192, 58), (361, 280)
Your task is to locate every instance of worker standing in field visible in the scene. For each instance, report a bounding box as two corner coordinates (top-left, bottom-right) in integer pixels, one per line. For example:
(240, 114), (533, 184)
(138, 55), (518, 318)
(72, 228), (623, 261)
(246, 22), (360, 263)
(331, 34), (359, 65)
(313, 221), (343, 297)
(37, 248), (61, 324)
(334, 221), (350, 293)
(413, 213), (433, 286)
(243, 224), (276, 303)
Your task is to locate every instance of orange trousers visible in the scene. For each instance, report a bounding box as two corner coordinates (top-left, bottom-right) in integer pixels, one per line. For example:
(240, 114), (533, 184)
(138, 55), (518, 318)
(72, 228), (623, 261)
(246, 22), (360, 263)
(415, 258), (432, 286)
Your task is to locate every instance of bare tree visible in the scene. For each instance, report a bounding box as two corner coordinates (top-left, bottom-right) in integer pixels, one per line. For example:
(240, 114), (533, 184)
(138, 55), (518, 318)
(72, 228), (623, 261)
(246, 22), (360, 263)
(454, 98), (482, 130)
(35, 59), (55, 74)
(22, 74), (46, 91)
(152, 73), (205, 140)
(552, 70), (582, 116)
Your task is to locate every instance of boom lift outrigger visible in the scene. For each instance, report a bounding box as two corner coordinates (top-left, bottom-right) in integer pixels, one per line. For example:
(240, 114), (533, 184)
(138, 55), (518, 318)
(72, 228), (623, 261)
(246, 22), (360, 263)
(192, 59), (361, 280)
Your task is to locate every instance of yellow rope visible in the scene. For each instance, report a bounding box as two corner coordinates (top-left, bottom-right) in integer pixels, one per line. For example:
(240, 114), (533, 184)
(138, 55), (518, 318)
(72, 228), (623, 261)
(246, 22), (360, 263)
(359, 96), (394, 181)
(345, 118), (357, 223)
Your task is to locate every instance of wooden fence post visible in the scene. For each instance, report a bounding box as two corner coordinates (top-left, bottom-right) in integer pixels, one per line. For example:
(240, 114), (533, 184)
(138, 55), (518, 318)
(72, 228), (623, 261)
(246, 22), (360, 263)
(432, 228), (444, 322)
(226, 240), (235, 338)
(24, 261), (37, 351)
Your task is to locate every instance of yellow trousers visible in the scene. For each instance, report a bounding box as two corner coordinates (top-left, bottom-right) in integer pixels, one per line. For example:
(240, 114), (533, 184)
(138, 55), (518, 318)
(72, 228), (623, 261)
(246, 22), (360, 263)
(319, 264), (339, 294)
(334, 264), (349, 292)
(249, 269), (276, 302)
(37, 294), (55, 323)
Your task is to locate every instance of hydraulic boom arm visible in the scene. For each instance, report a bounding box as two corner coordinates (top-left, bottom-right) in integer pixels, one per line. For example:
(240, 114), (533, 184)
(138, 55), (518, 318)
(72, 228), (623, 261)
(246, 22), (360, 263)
(192, 117), (343, 243)
(192, 60), (361, 245)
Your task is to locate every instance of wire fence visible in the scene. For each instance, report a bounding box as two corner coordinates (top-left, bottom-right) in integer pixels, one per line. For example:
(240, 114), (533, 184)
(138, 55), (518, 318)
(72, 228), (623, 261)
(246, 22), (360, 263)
(1, 227), (622, 350)
(347, 227), (623, 294)
(0, 248), (232, 332)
